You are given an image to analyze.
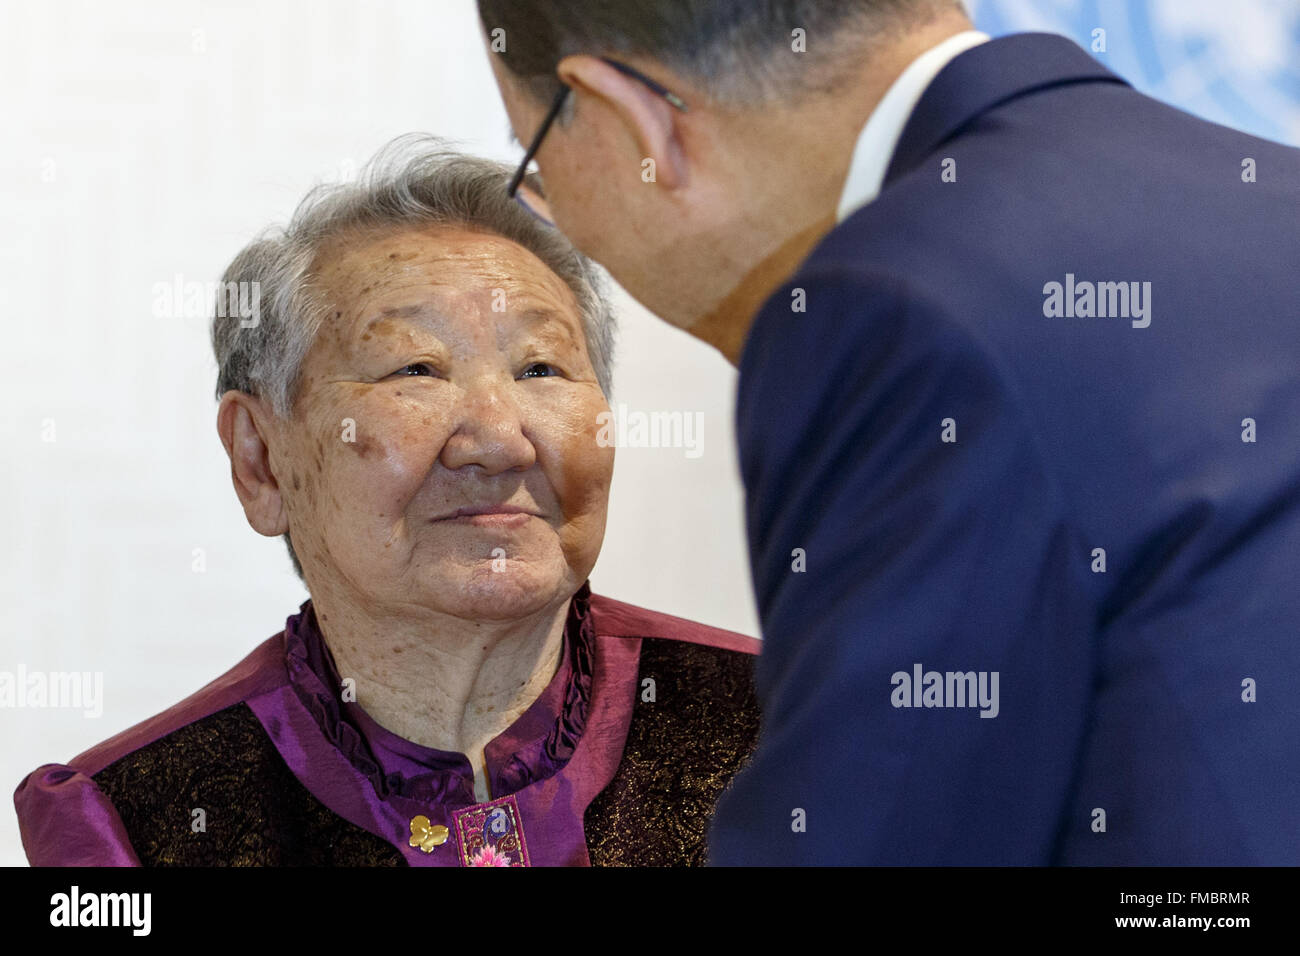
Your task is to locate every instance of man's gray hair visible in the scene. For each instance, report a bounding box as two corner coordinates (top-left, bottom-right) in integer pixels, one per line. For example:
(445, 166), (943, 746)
(211, 133), (617, 579)
(478, 0), (965, 105)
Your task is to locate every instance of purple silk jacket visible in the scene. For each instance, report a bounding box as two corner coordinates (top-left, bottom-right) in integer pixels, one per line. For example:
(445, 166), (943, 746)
(14, 583), (760, 866)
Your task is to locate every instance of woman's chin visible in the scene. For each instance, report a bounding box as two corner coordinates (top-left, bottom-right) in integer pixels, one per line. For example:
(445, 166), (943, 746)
(419, 560), (573, 622)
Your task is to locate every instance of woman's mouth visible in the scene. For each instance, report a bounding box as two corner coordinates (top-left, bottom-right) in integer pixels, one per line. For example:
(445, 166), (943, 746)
(433, 504), (540, 528)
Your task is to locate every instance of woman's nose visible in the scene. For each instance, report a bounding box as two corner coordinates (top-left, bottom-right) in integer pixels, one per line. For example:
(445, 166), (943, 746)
(437, 382), (537, 475)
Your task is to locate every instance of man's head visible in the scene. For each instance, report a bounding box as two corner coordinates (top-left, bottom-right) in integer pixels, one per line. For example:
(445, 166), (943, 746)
(480, 0), (971, 352)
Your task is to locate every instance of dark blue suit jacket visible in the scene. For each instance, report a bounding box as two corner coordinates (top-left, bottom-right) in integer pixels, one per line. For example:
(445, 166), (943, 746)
(709, 33), (1300, 865)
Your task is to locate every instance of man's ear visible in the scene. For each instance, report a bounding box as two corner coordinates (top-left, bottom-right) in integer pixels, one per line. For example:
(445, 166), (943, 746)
(555, 54), (690, 190)
(216, 391), (290, 538)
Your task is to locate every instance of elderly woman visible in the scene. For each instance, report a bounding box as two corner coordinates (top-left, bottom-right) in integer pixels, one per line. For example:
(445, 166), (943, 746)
(14, 135), (759, 867)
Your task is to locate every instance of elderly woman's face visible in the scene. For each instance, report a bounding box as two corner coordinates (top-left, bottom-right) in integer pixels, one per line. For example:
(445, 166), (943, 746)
(275, 224), (614, 621)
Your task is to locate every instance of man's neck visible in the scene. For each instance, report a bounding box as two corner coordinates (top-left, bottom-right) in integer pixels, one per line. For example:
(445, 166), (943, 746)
(686, 9), (975, 365)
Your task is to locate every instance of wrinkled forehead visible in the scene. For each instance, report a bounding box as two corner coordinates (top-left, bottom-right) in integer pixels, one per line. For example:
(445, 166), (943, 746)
(311, 223), (584, 345)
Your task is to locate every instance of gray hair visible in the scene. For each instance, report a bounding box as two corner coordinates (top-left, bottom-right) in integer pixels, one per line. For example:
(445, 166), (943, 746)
(211, 133), (617, 579)
(477, 0), (965, 106)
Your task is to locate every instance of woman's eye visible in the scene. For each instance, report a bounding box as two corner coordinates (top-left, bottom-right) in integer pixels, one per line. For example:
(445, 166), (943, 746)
(520, 362), (560, 379)
(393, 363), (436, 378)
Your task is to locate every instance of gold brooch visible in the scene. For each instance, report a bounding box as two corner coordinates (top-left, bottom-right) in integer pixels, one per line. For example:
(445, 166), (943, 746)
(409, 815), (450, 853)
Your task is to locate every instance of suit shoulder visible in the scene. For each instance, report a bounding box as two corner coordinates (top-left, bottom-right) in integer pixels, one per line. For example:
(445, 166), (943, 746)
(67, 632), (289, 776)
(587, 592), (760, 656)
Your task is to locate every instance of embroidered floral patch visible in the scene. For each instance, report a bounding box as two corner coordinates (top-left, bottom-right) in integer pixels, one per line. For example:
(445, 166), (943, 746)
(453, 794), (530, 867)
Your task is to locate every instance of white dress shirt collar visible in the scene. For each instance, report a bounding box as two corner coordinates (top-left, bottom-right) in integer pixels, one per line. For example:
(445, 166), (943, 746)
(837, 29), (991, 222)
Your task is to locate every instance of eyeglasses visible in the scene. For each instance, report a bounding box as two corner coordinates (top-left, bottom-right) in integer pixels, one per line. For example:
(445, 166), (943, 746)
(506, 57), (689, 227)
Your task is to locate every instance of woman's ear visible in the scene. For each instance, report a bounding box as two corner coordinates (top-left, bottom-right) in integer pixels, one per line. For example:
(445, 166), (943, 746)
(555, 54), (690, 190)
(216, 391), (290, 537)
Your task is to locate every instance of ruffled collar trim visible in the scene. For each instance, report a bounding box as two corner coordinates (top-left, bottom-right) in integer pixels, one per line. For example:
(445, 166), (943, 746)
(282, 584), (596, 804)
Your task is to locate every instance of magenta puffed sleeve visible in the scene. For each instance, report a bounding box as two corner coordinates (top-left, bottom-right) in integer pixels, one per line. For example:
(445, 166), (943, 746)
(14, 764), (142, 866)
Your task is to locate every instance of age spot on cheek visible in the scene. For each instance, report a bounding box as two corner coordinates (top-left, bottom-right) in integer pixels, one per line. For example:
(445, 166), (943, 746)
(350, 435), (381, 460)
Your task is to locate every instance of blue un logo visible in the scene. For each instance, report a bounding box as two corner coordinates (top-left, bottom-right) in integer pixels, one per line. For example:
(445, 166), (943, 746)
(970, 0), (1300, 146)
